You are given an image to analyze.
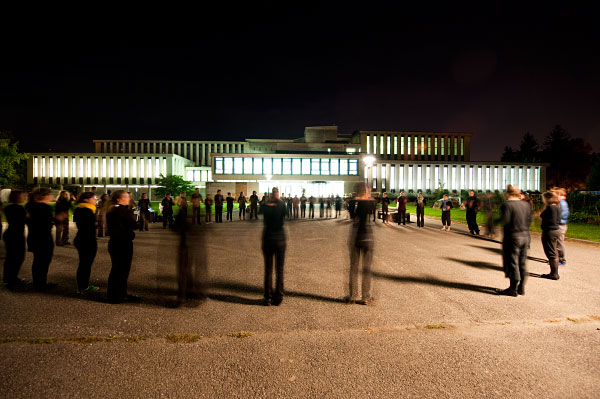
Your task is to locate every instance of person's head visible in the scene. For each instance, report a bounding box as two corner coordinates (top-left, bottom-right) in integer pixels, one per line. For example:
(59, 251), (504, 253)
(253, 191), (256, 195)
(294, 194), (298, 197)
(100, 193), (109, 202)
(271, 187), (279, 200)
(217, 190), (221, 194)
(354, 182), (367, 198)
(8, 190), (25, 204)
(240, 192), (243, 196)
(543, 191), (559, 206)
(59, 190), (69, 200)
(469, 190), (475, 196)
(166, 193), (171, 198)
(506, 184), (521, 199)
(383, 192), (387, 197)
(140, 193), (146, 199)
(264, 192), (267, 196)
(443, 194), (448, 200)
(77, 192), (97, 205)
(401, 191), (405, 196)
(418, 192), (423, 198)
(180, 192), (186, 198)
(227, 192), (231, 196)
(30, 187), (53, 203)
(112, 190), (130, 206)
(195, 188), (200, 193)
(91, 186), (97, 192)
(554, 188), (567, 200)
(107, 190), (112, 195)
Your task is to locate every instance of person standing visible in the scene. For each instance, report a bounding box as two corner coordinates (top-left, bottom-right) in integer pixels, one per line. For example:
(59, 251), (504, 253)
(300, 193), (307, 218)
(249, 191), (259, 220)
(286, 194), (293, 219)
(54, 191), (72, 246)
(25, 188), (56, 291)
(497, 185), (532, 296)
(555, 188), (569, 266)
(191, 188), (203, 225)
(415, 192), (426, 228)
(73, 192), (100, 294)
(326, 196), (333, 218)
(106, 190), (138, 303)
(214, 190), (224, 223)
(293, 195), (300, 219)
(319, 196), (324, 218)
(441, 194), (452, 231)
(2, 190), (27, 287)
(177, 192), (188, 221)
(335, 195), (342, 218)
(465, 190), (480, 235)
(161, 193), (175, 229)
(540, 191), (561, 280)
(226, 192), (235, 222)
(309, 195), (315, 219)
(261, 187), (288, 306)
(381, 193), (390, 224)
(483, 193), (497, 239)
(396, 191), (407, 226)
(237, 192), (246, 220)
(204, 194), (213, 223)
(346, 182), (376, 305)
(138, 193), (150, 231)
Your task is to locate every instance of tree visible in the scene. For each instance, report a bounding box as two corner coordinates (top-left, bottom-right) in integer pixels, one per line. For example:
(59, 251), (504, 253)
(542, 125), (592, 189)
(586, 153), (600, 190)
(500, 146), (518, 162)
(154, 174), (195, 199)
(518, 132), (540, 162)
(0, 132), (29, 188)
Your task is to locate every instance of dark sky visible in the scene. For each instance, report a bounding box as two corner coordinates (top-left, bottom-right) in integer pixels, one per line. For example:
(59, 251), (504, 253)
(1, 4), (599, 161)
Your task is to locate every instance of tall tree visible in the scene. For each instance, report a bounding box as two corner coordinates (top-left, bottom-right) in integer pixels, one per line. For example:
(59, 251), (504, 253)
(542, 125), (592, 189)
(587, 153), (600, 190)
(0, 132), (29, 188)
(500, 145), (517, 162)
(518, 132), (540, 162)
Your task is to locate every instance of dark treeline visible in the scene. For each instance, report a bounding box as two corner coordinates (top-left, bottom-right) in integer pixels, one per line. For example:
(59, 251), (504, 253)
(501, 125), (596, 190)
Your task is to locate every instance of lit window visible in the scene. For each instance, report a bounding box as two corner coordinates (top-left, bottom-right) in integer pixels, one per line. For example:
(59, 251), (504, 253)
(201, 170), (208, 181)
(49, 157), (53, 177)
(414, 138), (418, 155)
(346, 147), (356, 154)
(394, 136), (398, 155)
(244, 158), (253, 174)
(382, 165), (386, 190)
(80, 158), (84, 177)
(399, 165), (405, 189)
(282, 158), (292, 174)
(64, 156), (69, 178)
(526, 167), (531, 191)
(110, 158), (114, 178)
(215, 157), (224, 174)
(302, 158), (310, 174)
(408, 166), (413, 188)
(330, 158), (339, 175)
(147, 158), (152, 179)
(162, 158), (167, 177)
(72, 157), (76, 178)
(373, 135), (378, 154)
(372, 166), (377, 189)
(434, 137), (438, 155)
(273, 158), (282, 174)
(348, 159), (358, 175)
(426, 165), (431, 190)
(443, 166), (449, 187)
(441, 137), (445, 156)
(131, 158), (136, 177)
(428, 137), (431, 156)
(321, 159), (330, 175)
(421, 137), (425, 155)
(452, 166), (457, 190)
(340, 159), (348, 175)
(254, 158), (263, 174)
(56, 157), (61, 178)
(224, 157), (233, 174)
(102, 158), (107, 178)
(408, 136), (411, 155)
(117, 158), (122, 177)
(486, 166), (491, 190)
(454, 138), (458, 156)
(366, 135), (370, 154)
(41, 157), (46, 177)
(391, 165), (396, 190)
(469, 166), (474, 188)
(194, 170), (201, 181)
(234, 157), (243, 174)
(461, 166), (465, 189)
(518, 167), (523, 189)
(434, 166), (439, 188)
(461, 137), (464, 157)
(186, 170), (193, 181)
(535, 167), (540, 191)
(478, 166), (483, 189)
(263, 158), (272, 175)
(401, 136), (405, 155)
(88, 157), (92, 178)
(292, 158), (301, 175)
(387, 136), (391, 155)
(33, 157), (39, 178)
(510, 167), (515, 185)
(155, 158), (160, 177)
(311, 159), (320, 175)
(417, 165), (423, 190)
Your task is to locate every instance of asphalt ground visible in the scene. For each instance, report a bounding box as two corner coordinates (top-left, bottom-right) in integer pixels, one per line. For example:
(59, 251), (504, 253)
(1, 214), (599, 398)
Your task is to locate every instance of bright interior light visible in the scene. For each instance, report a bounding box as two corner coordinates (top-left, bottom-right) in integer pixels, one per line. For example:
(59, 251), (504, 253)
(363, 156), (376, 166)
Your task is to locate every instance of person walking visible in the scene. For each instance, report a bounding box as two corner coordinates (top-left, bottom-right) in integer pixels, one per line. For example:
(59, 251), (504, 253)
(2, 190), (27, 287)
(415, 192), (426, 228)
(396, 191), (407, 226)
(300, 193), (307, 218)
(293, 195), (300, 219)
(346, 182), (376, 305)
(237, 192), (246, 220)
(309, 195), (315, 219)
(54, 190), (72, 246)
(497, 185), (532, 296)
(25, 188), (56, 291)
(226, 192), (235, 222)
(214, 190), (224, 223)
(73, 192), (100, 294)
(137, 193), (150, 231)
(191, 188), (203, 225)
(261, 187), (288, 306)
(465, 190), (480, 235)
(106, 190), (138, 304)
(555, 188), (569, 266)
(441, 194), (452, 231)
(204, 194), (213, 223)
(161, 193), (175, 229)
(540, 191), (561, 280)
(249, 191), (259, 220)
(97, 193), (110, 237)
(381, 193), (390, 224)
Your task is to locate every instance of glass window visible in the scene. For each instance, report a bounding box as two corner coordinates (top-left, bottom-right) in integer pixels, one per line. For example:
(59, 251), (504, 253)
(186, 170), (193, 181)
(96, 158), (101, 178)
(194, 170), (200, 181)
(349, 159), (358, 175)
(372, 167), (377, 189)
(110, 158), (114, 178)
(408, 165), (413, 188)
(320, 159), (330, 175)
(426, 165), (431, 190)
(526, 167), (531, 191)
(486, 166), (491, 190)
(421, 137), (425, 155)
(292, 158), (301, 175)
(302, 158), (310, 174)
(417, 165), (423, 190)
(434, 166), (439, 188)
(366, 135), (370, 154)
(518, 167), (523, 189)
(155, 157), (160, 178)
(478, 166), (483, 189)
(461, 137), (464, 156)
(263, 158), (272, 175)
(139, 158), (143, 178)
(391, 165), (396, 190)
(441, 137), (445, 156)
(162, 158), (167, 176)
(56, 157), (61, 177)
(461, 166), (465, 189)
(401, 136), (405, 155)
(452, 166), (457, 190)
(330, 158), (339, 175)
(215, 157), (224, 174)
(201, 170), (208, 181)
(386, 136), (390, 155)
(415, 138), (418, 155)
(434, 137), (438, 155)
(399, 165), (405, 189)
(382, 165), (386, 190)
(244, 158), (253, 174)
(428, 137), (431, 156)
(282, 158), (292, 174)
(454, 138), (458, 156)
(340, 159), (348, 175)
(224, 157), (233, 174)
(124, 158), (128, 177)
(234, 157), (243, 174)
(394, 136), (398, 155)
(273, 158), (282, 174)
(253, 158), (263, 174)
(408, 136), (411, 155)
(33, 157), (39, 178)
(49, 157), (53, 177)
(311, 158), (320, 175)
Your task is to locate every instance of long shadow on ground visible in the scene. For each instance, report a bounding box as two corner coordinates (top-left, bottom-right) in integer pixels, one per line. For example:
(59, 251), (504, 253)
(371, 271), (498, 295)
(471, 245), (548, 263)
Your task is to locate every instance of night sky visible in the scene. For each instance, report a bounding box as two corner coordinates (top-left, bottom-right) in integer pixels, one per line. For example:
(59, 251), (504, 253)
(1, 4), (599, 161)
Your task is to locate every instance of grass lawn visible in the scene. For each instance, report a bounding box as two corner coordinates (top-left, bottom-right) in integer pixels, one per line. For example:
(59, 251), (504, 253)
(149, 201), (240, 216)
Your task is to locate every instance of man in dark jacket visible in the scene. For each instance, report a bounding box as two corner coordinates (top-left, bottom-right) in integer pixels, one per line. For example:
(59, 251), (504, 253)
(396, 191), (407, 225)
(214, 190), (224, 223)
(54, 191), (72, 246)
(465, 190), (480, 235)
(262, 187), (288, 306)
(161, 193), (175, 229)
(249, 191), (259, 220)
(415, 192), (427, 228)
(226, 192), (235, 222)
(138, 193), (150, 231)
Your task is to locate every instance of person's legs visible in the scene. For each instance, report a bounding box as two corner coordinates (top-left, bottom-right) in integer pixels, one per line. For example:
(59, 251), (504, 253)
(557, 224), (567, 264)
(32, 244), (53, 291)
(263, 243), (274, 301)
(76, 241), (97, 291)
(348, 245), (359, 301)
(541, 231), (560, 279)
(55, 220), (63, 245)
(61, 219), (70, 244)
(273, 240), (286, 304)
(3, 237), (26, 284)
(361, 246), (373, 301)
(97, 218), (104, 237)
(516, 236), (528, 295)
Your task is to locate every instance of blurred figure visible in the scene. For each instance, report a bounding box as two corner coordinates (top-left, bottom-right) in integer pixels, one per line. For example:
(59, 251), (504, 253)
(226, 192), (235, 222)
(319, 196), (324, 218)
(441, 194), (452, 231)
(2, 190), (27, 287)
(326, 195), (332, 218)
(540, 191), (561, 280)
(161, 193), (175, 229)
(128, 192), (137, 211)
(97, 194), (110, 237)
(262, 187), (287, 306)
(498, 185), (531, 296)
(554, 188), (569, 266)
(106, 190), (138, 304)
(309, 195), (315, 218)
(177, 192), (188, 219)
(138, 193), (150, 231)
(465, 190), (480, 235)
(396, 191), (407, 226)
(214, 190), (224, 223)
(293, 195), (299, 219)
(238, 192), (246, 220)
(25, 188), (56, 291)
(73, 192), (99, 293)
(204, 194), (213, 223)
(415, 192), (426, 228)
(286, 194), (293, 219)
(482, 193), (497, 239)
(380, 193), (390, 224)
(54, 190), (72, 246)
(335, 195), (342, 218)
(346, 183), (376, 305)
(301, 193), (307, 218)
(191, 188), (203, 225)
(249, 191), (259, 220)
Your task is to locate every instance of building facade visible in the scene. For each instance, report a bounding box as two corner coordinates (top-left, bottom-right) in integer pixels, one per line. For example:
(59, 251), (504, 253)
(27, 126), (546, 198)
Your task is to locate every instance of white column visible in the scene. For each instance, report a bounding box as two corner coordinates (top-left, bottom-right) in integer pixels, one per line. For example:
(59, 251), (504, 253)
(201, 144), (205, 166)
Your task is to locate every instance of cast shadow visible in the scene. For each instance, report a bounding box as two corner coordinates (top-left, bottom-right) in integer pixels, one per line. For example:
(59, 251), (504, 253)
(445, 257), (503, 272)
(371, 270), (498, 295)
(472, 245), (549, 263)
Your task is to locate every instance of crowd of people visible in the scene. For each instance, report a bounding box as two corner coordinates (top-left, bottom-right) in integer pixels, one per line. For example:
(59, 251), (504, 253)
(1, 183), (570, 305)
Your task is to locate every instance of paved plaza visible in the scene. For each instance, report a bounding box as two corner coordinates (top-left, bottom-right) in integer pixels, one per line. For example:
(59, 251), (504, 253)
(1, 216), (599, 398)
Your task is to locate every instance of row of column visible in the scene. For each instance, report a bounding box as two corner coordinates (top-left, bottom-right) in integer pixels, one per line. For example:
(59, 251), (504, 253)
(362, 133), (470, 162)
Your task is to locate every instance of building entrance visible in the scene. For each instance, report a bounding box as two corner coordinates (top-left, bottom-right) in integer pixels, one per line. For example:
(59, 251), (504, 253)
(258, 180), (344, 198)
